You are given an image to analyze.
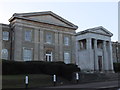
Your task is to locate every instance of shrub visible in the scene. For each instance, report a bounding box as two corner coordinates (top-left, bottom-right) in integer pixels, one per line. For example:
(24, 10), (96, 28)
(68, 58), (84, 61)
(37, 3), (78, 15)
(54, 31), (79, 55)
(2, 60), (80, 80)
(113, 63), (120, 72)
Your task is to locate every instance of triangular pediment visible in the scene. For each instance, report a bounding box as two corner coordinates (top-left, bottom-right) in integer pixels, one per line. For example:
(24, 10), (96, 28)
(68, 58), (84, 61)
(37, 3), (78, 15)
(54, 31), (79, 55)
(26, 14), (71, 27)
(77, 26), (113, 37)
(90, 26), (113, 36)
(9, 11), (78, 29)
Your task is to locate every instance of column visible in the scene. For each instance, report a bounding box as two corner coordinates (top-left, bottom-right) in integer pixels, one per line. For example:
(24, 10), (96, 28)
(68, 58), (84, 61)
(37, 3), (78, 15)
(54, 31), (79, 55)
(108, 41), (114, 72)
(86, 38), (93, 70)
(59, 33), (63, 61)
(34, 29), (39, 61)
(40, 29), (44, 61)
(55, 32), (59, 61)
(103, 41), (108, 71)
(94, 39), (98, 71)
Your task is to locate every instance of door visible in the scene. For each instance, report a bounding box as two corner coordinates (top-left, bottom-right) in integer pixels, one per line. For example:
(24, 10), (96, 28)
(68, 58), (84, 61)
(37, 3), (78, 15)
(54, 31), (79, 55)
(46, 51), (52, 62)
(98, 56), (102, 71)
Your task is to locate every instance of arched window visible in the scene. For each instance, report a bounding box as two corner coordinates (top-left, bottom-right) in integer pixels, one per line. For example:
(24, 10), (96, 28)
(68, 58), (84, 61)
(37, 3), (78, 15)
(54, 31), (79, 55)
(2, 49), (8, 60)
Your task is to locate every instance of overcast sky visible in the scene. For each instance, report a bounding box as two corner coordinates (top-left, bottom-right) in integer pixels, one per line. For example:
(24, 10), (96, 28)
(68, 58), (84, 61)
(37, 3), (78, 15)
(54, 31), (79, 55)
(0, 0), (118, 41)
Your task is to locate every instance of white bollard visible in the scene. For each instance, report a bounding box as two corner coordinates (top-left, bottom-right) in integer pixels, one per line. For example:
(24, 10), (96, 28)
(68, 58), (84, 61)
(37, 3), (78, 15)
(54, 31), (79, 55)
(25, 75), (29, 88)
(53, 74), (56, 86)
(76, 72), (79, 83)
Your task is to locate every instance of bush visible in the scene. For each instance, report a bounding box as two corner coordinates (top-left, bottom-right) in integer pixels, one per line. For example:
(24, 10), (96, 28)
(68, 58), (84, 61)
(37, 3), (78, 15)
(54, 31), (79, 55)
(113, 63), (120, 72)
(2, 60), (80, 80)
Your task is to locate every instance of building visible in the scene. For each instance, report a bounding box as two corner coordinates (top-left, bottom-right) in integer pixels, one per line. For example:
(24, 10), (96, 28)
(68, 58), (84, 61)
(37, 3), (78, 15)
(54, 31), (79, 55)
(0, 11), (117, 73)
(112, 42), (120, 63)
(1, 11), (78, 64)
(76, 26), (114, 73)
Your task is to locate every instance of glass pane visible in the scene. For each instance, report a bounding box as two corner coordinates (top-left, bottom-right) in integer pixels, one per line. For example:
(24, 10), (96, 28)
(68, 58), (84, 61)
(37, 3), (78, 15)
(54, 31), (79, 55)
(3, 31), (9, 40)
(64, 52), (70, 64)
(46, 33), (52, 44)
(25, 30), (32, 41)
(23, 49), (32, 61)
(2, 49), (8, 60)
(64, 36), (69, 45)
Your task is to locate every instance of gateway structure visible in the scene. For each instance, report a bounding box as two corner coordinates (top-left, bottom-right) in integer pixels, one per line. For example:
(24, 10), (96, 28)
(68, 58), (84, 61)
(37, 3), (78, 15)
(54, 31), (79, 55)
(76, 26), (114, 73)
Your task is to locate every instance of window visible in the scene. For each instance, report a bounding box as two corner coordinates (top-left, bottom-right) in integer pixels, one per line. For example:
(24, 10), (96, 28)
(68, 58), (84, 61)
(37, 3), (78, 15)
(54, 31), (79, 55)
(79, 39), (86, 50)
(2, 31), (9, 40)
(64, 36), (69, 46)
(45, 50), (53, 62)
(64, 52), (70, 64)
(46, 33), (52, 44)
(25, 30), (32, 41)
(2, 49), (8, 60)
(23, 48), (32, 61)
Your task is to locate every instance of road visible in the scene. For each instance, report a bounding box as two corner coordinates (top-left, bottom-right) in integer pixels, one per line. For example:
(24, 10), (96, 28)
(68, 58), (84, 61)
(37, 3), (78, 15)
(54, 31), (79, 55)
(50, 80), (120, 89)
(2, 80), (120, 90)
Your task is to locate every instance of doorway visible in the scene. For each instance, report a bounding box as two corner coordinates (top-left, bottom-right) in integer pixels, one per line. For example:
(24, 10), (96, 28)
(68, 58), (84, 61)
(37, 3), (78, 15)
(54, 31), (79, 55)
(98, 56), (102, 71)
(46, 50), (53, 62)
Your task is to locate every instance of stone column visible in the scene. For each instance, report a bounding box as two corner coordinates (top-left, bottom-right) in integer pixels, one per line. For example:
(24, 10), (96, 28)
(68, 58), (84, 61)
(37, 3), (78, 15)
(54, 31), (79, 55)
(103, 41), (108, 71)
(86, 38), (93, 71)
(55, 32), (59, 61)
(40, 29), (44, 61)
(94, 39), (98, 71)
(34, 29), (39, 61)
(108, 41), (114, 72)
(59, 32), (63, 61)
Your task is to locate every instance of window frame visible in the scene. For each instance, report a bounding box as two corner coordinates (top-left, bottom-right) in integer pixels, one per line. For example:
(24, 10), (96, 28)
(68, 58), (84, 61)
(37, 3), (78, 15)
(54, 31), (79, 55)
(64, 51), (71, 64)
(2, 49), (8, 60)
(45, 32), (53, 44)
(23, 47), (33, 61)
(2, 31), (9, 41)
(64, 36), (70, 46)
(24, 30), (32, 42)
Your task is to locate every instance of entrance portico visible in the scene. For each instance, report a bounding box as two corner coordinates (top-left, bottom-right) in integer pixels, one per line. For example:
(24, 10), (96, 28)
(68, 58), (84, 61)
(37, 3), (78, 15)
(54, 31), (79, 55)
(76, 26), (114, 73)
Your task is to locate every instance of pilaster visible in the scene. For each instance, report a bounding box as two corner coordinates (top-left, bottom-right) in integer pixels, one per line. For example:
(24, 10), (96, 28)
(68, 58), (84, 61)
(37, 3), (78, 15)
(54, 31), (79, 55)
(34, 29), (39, 61)
(55, 32), (59, 61)
(40, 29), (44, 61)
(59, 32), (63, 61)
(14, 26), (22, 61)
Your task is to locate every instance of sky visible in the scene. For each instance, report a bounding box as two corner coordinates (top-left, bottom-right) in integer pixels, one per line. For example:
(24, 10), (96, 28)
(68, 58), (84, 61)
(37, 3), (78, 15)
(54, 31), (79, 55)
(0, 0), (118, 41)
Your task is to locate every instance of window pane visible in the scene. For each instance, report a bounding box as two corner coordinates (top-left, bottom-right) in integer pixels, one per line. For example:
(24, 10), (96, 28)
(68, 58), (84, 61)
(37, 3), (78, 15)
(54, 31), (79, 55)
(64, 52), (70, 64)
(25, 30), (32, 41)
(23, 49), (32, 61)
(3, 31), (9, 40)
(46, 33), (52, 44)
(64, 36), (69, 46)
(2, 49), (8, 60)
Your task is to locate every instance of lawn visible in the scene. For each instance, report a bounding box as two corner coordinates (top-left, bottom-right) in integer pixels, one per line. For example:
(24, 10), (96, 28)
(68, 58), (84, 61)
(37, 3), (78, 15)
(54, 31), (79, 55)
(2, 74), (53, 89)
(2, 74), (70, 89)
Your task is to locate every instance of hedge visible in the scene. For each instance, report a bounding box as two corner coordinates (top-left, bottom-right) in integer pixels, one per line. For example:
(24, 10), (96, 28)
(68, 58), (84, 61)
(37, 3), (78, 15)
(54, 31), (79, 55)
(113, 63), (120, 72)
(2, 60), (80, 80)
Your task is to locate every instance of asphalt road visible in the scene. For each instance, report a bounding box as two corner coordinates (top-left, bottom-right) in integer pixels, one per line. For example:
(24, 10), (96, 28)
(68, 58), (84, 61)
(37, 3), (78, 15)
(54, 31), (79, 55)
(50, 80), (120, 89)
(2, 80), (120, 90)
